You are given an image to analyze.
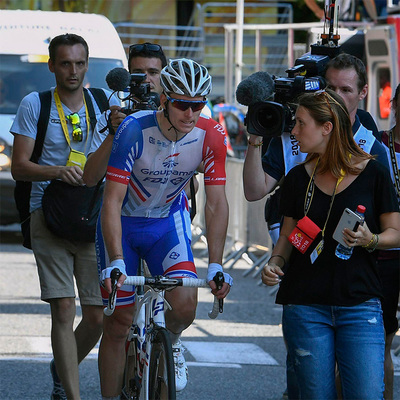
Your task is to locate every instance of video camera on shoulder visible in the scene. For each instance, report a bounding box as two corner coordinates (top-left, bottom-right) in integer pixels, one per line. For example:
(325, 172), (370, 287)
(106, 69), (160, 115)
(237, 0), (342, 138)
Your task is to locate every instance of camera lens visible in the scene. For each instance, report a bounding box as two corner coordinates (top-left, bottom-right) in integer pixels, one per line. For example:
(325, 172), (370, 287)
(247, 101), (285, 137)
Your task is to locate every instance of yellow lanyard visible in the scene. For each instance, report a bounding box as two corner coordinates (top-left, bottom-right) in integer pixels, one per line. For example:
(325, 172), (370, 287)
(304, 157), (344, 239)
(54, 87), (90, 151)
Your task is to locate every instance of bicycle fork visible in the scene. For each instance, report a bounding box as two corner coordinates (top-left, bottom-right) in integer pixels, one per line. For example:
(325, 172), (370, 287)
(127, 290), (168, 399)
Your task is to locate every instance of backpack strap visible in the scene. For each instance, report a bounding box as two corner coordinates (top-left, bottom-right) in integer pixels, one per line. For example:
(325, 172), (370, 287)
(14, 90), (52, 249)
(89, 87), (109, 113)
(84, 88), (109, 133)
(34, 88), (108, 160)
(31, 90), (52, 162)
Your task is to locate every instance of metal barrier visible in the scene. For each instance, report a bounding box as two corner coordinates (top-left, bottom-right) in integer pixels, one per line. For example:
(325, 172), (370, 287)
(113, 2), (293, 100)
(192, 157), (272, 278)
(113, 21), (204, 61)
(223, 21), (324, 104)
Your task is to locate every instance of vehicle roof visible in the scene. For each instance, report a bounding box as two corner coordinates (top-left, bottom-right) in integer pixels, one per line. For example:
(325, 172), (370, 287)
(0, 9), (127, 65)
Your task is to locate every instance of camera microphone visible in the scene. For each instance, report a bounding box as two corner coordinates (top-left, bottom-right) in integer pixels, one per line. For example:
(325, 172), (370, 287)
(235, 71), (275, 106)
(106, 68), (131, 91)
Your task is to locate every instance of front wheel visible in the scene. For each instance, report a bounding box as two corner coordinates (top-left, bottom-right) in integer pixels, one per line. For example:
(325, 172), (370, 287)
(148, 327), (176, 400)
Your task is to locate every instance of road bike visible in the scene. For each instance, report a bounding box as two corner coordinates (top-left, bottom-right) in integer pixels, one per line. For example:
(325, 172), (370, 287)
(104, 262), (223, 400)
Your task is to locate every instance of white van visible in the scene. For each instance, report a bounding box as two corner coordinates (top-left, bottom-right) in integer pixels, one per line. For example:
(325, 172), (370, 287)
(0, 9), (128, 224)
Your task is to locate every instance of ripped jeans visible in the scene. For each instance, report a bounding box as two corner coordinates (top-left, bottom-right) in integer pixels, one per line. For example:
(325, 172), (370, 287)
(282, 299), (385, 400)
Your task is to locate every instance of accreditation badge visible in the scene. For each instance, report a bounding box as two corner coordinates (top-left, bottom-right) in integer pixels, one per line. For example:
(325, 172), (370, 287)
(66, 149), (87, 169)
(310, 239), (324, 264)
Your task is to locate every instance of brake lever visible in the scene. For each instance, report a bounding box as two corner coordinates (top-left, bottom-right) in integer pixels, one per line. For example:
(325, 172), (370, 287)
(213, 271), (224, 313)
(104, 268), (122, 316)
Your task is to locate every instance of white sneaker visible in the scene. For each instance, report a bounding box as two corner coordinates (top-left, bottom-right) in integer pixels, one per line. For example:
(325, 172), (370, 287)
(172, 339), (188, 392)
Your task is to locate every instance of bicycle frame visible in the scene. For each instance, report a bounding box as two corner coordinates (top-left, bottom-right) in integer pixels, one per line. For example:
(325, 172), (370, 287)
(127, 284), (169, 399)
(105, 266), (223, 400)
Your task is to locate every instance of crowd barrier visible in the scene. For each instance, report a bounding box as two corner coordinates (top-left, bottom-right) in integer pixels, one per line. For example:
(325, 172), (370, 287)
(192, 157), (273, 279)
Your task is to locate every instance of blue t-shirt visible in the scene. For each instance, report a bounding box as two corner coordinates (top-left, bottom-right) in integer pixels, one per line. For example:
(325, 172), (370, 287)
(10, 87), (118, 212)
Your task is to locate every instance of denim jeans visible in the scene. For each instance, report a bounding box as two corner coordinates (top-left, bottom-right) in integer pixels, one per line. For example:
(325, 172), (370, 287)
(282, 299), (385, 400)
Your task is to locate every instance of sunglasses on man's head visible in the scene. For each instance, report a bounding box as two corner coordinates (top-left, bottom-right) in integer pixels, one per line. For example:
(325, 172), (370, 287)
(167, 96), (207, 112)
(129, 43), (163, 54)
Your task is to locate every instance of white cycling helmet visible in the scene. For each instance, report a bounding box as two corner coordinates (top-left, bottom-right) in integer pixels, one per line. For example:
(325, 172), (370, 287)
(160, 58), (212, 97)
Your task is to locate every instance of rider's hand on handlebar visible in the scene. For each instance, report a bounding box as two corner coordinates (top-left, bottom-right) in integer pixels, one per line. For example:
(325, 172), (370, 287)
(101, 259), (127, 293)
(207, 263), (232, 299)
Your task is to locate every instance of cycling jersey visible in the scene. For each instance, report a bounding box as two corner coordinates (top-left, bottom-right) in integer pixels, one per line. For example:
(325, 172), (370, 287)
(98, 110), (228, 306)
(106, 110), (227, 218)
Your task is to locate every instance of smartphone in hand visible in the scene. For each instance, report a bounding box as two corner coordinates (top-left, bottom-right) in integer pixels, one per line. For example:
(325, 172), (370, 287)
(332, 208), (364, 247)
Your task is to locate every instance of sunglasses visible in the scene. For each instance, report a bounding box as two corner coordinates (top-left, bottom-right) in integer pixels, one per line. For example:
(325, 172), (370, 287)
(129, 43), (163, 54)
(67, 113), (83, 142)
(167, 96), (207, 112)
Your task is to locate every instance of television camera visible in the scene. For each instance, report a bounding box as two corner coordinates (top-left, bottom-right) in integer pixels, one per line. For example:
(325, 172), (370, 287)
(239, 0), (342, 137)
(105, 69), (160, 114)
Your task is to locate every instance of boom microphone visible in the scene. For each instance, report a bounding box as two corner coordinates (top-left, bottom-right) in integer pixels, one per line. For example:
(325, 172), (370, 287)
(235, 71), (274, 106)
(106, 68), (131, 91)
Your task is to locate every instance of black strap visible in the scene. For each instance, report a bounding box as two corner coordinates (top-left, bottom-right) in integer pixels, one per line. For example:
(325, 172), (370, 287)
(32, 90), (52, 162)
(83, 89), (98, 134)
(88, 87), (109, 113)
(189, 176), (196, 221)
(388, 130), (400, 197)
(84, 88), (109, 134)
(14, 90), (51, 248)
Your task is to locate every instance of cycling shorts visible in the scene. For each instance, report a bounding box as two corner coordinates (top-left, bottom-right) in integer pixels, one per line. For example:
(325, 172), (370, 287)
(96, 197), (197, 307)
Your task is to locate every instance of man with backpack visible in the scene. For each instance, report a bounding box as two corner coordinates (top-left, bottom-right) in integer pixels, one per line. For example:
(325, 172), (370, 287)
(10, 33), (118, 400)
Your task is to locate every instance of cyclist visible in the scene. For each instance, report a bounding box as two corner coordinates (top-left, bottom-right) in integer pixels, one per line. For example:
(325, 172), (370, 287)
(97, 58), (233, 400)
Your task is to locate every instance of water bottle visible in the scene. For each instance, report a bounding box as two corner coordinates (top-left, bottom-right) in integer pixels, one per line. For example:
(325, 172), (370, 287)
(335, 205), (366, 260)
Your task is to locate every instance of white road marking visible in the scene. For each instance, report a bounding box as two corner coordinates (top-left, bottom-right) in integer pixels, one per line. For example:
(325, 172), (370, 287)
(184, 341), (279, 365)
(0, 338), (278, 368)
(187, 362), (241, 368)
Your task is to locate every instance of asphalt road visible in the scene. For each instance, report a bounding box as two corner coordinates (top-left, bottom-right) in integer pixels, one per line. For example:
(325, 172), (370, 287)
(1, 227), (400, 400)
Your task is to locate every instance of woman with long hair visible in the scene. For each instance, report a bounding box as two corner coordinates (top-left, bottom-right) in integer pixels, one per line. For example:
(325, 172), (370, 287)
(262, 89), (400, 399)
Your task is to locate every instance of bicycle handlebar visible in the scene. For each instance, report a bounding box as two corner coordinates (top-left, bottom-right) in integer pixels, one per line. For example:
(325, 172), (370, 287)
(104, 269), (222, 319)
(124, 276), (207, 287)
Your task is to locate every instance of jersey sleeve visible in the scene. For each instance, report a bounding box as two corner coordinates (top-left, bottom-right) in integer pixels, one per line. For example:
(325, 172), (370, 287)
(106, 115), (143, 185)
(202, 118), (227, 185)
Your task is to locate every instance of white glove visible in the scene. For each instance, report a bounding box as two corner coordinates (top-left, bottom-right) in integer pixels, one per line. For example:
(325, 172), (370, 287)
(100, 259), (127, 283)
(207, 262), (233, 287)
